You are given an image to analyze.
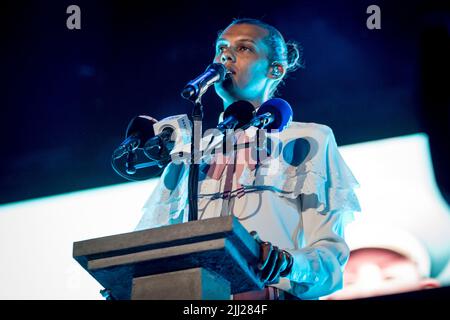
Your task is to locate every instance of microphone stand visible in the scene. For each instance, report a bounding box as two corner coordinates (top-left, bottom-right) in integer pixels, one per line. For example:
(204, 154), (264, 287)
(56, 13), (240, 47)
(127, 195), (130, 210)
(181, 63), (228, 222)
(185, 95), (203, 222)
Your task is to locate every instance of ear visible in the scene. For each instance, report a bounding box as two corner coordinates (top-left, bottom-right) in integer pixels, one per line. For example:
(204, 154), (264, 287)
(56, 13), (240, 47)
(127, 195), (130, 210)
(268, 62), (285, 80)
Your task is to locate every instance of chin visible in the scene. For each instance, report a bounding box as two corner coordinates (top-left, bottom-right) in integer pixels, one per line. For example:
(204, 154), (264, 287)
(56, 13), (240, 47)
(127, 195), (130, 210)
(215, 81), (240, 104)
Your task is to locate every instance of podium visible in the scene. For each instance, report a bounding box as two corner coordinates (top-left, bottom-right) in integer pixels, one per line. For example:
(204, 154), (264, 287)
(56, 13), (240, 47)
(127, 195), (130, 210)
(73, 216), (264, 300)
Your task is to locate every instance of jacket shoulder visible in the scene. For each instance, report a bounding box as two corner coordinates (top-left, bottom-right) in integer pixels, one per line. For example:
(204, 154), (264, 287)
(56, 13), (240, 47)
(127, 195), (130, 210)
(280, 121), (333, 141)
(290, 121), (332, 132)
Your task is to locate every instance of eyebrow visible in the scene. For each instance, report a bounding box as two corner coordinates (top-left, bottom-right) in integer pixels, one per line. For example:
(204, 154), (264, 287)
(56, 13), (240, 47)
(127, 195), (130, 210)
(216, 38), (257, 45)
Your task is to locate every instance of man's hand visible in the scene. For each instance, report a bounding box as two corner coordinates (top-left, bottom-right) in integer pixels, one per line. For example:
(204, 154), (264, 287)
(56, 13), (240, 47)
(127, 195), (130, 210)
(250, 231), (294, 285)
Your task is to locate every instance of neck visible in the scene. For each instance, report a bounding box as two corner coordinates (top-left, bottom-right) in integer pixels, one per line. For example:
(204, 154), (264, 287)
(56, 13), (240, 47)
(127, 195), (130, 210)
(223, 92), (270, 111)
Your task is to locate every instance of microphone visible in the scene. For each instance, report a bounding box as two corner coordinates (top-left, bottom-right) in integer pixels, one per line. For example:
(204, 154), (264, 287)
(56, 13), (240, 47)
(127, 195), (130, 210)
(247, 98), (293, 131)
(112, 115), (166, 181)
(113, 115), (158, 159)
(181, 63), (229, 100)
(217, 100), (256, 132)
(144, 114), (192, 161)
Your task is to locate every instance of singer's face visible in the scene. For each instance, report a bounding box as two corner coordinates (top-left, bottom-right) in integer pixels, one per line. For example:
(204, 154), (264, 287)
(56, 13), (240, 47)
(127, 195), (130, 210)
(214, 24), (272, 107)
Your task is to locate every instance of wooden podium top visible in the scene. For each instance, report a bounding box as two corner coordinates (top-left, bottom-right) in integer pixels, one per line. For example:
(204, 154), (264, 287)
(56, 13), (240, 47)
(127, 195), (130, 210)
(73, 216), (264, 299)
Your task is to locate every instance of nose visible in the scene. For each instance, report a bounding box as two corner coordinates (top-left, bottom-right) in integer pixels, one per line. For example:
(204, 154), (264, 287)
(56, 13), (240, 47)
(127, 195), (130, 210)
(220, 48), (235, 63)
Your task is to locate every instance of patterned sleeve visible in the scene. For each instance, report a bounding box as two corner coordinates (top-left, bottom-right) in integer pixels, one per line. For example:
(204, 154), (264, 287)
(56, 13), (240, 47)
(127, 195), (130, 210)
(283, 205), (352, 299)
(275, 125), (361, 299)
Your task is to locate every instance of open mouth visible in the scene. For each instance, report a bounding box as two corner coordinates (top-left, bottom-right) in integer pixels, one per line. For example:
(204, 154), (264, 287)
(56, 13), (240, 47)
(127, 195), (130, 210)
(225, 70), (235, 77)
(224, 65), (236, 75)
(223, 69), (235, 81)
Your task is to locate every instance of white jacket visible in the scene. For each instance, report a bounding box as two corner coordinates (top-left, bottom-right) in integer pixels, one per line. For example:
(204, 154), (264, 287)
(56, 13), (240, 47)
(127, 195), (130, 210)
(136, 121), (361, 299)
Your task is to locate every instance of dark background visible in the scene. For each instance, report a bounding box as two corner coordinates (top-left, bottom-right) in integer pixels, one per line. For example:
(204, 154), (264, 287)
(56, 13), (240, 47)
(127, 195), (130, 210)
(0, 0), (448, 205)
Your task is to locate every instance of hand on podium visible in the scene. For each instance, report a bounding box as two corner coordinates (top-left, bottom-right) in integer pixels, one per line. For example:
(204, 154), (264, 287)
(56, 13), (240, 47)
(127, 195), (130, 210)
(250, 231), (294, 285)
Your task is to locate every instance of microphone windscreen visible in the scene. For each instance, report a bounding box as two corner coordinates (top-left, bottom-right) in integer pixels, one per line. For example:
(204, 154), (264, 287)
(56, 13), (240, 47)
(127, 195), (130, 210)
(257, 98), (293, 131)
(209, 63), (227, 81)
(223, 100), (255, 129)
(125, 115), (158, 148)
